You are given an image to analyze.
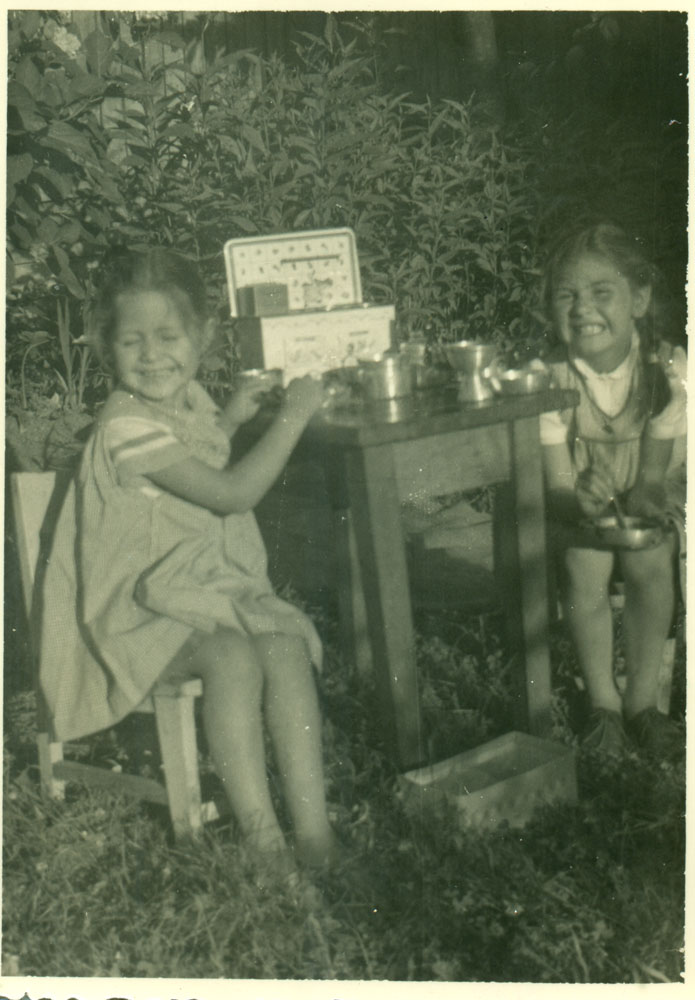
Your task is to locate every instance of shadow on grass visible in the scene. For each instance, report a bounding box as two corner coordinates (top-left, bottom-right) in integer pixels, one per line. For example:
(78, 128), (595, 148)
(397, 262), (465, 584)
(2, 601), (685, 982)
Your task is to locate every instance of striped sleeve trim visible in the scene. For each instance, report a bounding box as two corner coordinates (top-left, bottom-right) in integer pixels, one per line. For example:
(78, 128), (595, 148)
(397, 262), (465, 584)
(110, 428), (179, 466)
(104, 416), (189, 480)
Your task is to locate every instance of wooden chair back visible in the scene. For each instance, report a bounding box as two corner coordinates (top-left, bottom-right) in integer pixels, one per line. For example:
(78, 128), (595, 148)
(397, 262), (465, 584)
(10, 471), (61, 618)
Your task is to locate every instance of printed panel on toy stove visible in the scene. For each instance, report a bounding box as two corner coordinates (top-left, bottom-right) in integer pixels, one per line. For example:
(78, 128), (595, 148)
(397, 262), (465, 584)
(224, 228), (395, 383)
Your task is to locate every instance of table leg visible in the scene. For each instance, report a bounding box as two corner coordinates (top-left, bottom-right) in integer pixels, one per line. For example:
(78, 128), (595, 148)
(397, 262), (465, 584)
(342, 444), (424, 769)
(494, 416), (553, 736)
(323, 458), (373, 677)
(333, 507), (372, 677)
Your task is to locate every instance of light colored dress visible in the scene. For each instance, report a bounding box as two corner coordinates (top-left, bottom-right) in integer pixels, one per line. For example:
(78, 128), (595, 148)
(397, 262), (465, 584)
(540, 334), (687, 491)
(541, 334), (687, 592)
(39, 381), (322, 742)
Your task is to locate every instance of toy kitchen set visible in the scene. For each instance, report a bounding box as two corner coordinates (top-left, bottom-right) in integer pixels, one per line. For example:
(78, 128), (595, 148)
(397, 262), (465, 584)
(224, 227), (395, 384)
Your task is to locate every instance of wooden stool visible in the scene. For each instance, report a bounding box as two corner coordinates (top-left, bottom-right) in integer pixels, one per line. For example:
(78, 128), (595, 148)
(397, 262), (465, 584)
(11, 471), (221, 839)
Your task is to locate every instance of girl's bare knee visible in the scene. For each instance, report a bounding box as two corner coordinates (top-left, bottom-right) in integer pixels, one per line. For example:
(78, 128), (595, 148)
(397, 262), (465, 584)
(255, 633), (312, 680)
(195, 629), (263, 687)
(621, 541), (675, 590)
(563, 547), (613, 602)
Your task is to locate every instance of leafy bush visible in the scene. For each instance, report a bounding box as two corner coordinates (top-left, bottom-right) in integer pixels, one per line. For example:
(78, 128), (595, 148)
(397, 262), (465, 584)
(7, 12), (121, 298)
(4, 12), (552, 417)
(7, 12), (115, 408)
(7, 11), (687, 420)
(113, 21), (543, 349)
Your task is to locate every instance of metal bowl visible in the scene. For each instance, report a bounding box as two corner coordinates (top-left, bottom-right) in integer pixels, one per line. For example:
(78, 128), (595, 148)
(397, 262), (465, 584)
(235, 368), (283, 393)
(444, 341), (498, 375)
(588, 515), (667, 549)
(491, 368), (552, 395)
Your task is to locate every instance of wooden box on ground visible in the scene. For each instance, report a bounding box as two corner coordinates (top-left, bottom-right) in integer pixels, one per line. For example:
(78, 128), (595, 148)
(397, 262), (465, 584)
(398, 731), (577, 831)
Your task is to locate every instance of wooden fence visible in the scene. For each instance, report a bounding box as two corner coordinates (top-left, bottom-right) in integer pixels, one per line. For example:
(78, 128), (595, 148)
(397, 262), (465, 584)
(60, 10), (477, 106)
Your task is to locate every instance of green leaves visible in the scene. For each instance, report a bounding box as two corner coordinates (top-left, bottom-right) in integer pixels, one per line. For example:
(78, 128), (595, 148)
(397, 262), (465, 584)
(84, 29), (113, 75)
(50, 246), (85, 300)
(6, 12), (571, 407)
(7, 155), (33, 201)
(45, 121), (99, 164)
(7, 82), (45, 132)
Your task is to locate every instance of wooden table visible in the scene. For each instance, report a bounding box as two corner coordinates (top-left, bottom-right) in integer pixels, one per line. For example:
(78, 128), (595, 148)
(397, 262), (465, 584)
(299, 385), (578, 770)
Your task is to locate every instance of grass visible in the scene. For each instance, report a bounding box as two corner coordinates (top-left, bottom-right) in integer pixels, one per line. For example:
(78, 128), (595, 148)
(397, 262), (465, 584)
(2, 599), (686, 982)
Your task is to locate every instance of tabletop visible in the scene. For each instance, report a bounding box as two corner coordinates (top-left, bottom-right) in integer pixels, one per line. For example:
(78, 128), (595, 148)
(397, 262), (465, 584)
(302, 385), (580, 448)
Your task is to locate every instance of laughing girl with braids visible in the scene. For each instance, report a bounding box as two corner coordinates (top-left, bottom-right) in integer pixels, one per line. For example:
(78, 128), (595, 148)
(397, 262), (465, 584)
(540, 223), (686, 760)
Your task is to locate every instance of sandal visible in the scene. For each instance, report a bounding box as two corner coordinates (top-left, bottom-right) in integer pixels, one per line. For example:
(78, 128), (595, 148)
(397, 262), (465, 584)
(581, 708), (628, 756)
(626, 708), (684, 762)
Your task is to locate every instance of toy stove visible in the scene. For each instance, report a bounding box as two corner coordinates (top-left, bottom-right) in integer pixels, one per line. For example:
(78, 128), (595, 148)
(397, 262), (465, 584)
(224, 228), (395, 383)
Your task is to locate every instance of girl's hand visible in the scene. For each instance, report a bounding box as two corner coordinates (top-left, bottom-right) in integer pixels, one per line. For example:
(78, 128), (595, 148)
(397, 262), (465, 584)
(281, 374), (327, 424)
(575, 466), (614, 519)
(222, 382), (265, 428)
(626, 481), (668, 518)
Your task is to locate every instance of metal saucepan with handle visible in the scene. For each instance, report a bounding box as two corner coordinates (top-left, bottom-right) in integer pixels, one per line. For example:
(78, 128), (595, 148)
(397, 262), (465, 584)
(583, 513), (669, 549)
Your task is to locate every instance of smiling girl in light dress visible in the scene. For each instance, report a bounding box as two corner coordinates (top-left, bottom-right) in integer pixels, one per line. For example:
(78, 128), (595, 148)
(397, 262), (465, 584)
(40, 248), (339, 874)
(540, 223), (686, 759)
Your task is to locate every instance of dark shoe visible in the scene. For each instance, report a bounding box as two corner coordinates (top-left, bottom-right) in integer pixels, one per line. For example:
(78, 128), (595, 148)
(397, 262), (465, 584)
(294, 830), (344, 874)
(626, 708), (684, 762)
(581, 709), (628, 756)
(249, 845), (300, 893)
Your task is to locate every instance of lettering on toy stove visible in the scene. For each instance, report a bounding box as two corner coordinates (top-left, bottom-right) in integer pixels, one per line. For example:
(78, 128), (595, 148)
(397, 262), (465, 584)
(283, 254), (341, 264)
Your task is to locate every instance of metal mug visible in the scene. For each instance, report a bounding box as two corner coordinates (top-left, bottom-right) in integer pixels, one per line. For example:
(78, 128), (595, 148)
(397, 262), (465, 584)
(356, 353), (415, 400)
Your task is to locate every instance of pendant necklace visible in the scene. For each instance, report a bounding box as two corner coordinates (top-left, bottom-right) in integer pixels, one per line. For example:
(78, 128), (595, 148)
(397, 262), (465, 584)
(571, 362), (636, 436)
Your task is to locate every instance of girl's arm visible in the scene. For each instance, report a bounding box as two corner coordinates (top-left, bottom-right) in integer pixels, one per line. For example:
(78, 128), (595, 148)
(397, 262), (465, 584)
(626, 435), (674, 517)
(542, 442), (615, 521)
(542, 442), (582, 521)
(627, 344), (686, 517)
(148, 376), (325, 515)
(216, 381), (279, 439)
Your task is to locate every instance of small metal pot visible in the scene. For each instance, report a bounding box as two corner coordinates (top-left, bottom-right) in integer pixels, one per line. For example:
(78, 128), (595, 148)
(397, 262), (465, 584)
(587, 515), (667, 550)
(356, 353), (415, 400)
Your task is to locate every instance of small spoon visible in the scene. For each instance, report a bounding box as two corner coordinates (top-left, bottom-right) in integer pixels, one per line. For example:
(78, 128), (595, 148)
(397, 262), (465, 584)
(611, 495), (628, 529)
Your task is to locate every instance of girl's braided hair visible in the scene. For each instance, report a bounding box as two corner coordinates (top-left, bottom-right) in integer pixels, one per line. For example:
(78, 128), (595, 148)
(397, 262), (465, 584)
(542, 222), (672, 417)
(88, 247), (209, 371)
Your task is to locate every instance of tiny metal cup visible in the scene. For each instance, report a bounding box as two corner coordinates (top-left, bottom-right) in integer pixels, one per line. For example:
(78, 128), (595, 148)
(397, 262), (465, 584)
(443, 340), (498, 375)
(321, 367), (357, 408)
(234, 368), (284, 400)
(235, 368), (283, 391)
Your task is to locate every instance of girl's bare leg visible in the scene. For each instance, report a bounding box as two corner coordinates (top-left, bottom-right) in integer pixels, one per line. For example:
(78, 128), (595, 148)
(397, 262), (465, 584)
(620, 537), (676, 719)
(166, 629), (285, 854)
(255, 633), (338, 868)
(562, 547), (620, 712)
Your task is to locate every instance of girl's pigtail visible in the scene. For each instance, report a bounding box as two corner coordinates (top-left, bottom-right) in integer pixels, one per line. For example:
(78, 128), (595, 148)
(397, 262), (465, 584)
(639, 336), (672, 419)
(636, 262), (672, 419)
